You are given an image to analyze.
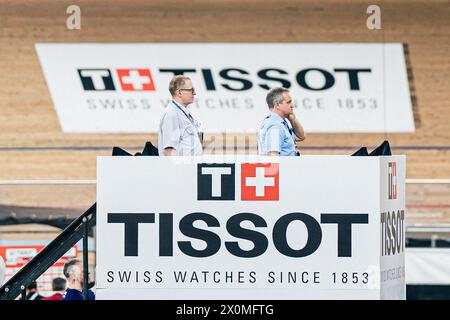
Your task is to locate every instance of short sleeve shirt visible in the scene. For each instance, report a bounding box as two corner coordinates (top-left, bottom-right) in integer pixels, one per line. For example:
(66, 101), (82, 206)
(158, 101), (203, 156)
(258, 112), (297, 156)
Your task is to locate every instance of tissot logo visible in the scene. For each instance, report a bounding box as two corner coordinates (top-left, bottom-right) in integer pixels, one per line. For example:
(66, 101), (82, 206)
(158, 68), (371, 92)
(78, 69), (115, 91)
(77, 67), (372, 93)
(197, 163), (279, 201)
(107, 212), (369, 257)
(241, 163), (279, 201)
(78, 68), (155, 92)
(117, 69), (155, 91)
(197, 164), (235, 200)
(388, 162), (397, 200)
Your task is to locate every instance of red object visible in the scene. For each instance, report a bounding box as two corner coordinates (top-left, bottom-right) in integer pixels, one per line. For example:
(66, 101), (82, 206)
(241, 163), (279, 201)
(116, 69), (155, 91)
(42, 293), (63, 301)
(388, 161), (397, 200)
(0, 245), (77, 268)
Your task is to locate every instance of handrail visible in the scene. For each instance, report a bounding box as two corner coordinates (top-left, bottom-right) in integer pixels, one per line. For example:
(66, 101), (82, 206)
(0, 180), (96, 185)
(406, 179), (450, 184)
(0, 179), (449, 185)
(406, 224), (450, 233)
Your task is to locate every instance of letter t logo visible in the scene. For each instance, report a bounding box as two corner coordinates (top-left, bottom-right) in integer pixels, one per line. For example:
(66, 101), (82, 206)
(197, 164), (235, 200)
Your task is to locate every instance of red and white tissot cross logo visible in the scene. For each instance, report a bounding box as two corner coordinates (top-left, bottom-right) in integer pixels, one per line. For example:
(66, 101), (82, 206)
(241, 163), (279, 201)
(116, 69), (156, 91)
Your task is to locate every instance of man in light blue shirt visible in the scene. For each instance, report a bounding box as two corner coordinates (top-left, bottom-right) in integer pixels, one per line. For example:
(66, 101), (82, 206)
(258, 87), (306, 156)
(158, 75), (203, 156)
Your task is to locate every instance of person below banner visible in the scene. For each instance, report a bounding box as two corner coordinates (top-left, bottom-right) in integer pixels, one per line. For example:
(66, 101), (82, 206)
(158, 75), (203, 156)
(258, 87), (306, 156)
(62, 258), (95, 300)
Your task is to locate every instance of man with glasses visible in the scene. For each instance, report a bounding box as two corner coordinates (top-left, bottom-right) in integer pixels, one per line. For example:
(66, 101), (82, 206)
(258, 87), (306, 156)
(158, 75), (203, 156)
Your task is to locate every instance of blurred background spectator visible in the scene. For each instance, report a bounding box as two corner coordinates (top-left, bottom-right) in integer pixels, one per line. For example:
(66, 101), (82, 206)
(42, 277), (67, 300)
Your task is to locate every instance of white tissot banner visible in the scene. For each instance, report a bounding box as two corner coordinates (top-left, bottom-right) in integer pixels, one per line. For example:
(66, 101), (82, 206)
(96, 155), (406, 299)
(36, 43), (414, 133)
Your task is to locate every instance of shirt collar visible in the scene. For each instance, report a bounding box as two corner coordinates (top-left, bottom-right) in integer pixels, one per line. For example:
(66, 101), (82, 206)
(269, 111), (285, 124)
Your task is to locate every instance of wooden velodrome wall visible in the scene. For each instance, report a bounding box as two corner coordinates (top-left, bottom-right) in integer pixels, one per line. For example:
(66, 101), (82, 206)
(0, 0), (449, 181)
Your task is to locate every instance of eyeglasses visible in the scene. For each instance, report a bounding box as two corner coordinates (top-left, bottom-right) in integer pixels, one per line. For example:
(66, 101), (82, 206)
(179, 88), (196, 94)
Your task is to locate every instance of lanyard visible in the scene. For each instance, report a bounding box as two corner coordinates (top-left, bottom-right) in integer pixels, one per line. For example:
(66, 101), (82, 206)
(282, 120), (294, 136)
(172, 101), (203, 144)
(282, 119), (296, 144)
(172, 101), (196, 126)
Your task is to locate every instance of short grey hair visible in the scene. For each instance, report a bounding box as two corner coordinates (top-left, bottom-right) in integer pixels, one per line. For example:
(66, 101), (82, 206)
(63, 258), (82, 280)
(169, 75), (191, 97)
(266, 87), (289, 110)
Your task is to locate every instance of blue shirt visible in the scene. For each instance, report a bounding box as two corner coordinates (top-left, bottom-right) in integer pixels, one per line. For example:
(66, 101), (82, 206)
(62, 288), (95, 300)
(258, 112), (297, 156)
(158, 100), (203, 156)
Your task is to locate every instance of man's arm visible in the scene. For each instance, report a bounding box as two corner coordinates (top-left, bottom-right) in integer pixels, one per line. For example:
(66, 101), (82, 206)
(287, 113), (306, 141)
(265, 126), (282, 156)
(160, 112), (181, 156)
